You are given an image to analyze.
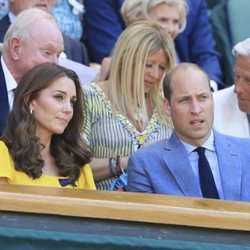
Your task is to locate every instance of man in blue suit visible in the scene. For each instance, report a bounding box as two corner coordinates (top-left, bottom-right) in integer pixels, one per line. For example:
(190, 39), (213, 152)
(127, 63), (250, 202)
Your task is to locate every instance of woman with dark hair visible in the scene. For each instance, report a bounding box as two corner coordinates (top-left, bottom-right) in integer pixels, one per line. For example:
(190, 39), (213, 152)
(0, 62), (95, 189)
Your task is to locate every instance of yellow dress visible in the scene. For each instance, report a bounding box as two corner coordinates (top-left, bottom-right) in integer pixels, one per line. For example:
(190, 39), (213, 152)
(0, 141), (96, 190)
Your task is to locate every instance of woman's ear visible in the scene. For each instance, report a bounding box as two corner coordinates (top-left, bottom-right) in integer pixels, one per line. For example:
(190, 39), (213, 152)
(24, 95), (35, 114)
(163, 98), (171, 117)
(29, 100), (36, 113)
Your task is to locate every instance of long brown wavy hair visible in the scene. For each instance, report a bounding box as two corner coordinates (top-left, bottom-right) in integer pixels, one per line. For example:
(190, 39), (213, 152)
(1, 63), (91, 180)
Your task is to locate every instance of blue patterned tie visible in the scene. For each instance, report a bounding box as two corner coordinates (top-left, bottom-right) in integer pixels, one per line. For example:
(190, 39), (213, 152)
(195, 147), (219, 199)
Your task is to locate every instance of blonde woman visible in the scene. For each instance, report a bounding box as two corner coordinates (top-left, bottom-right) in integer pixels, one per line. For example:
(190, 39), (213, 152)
(121, 0), (222, 90)
(99, 0), (187, 81)
(82, 21), (175, 190)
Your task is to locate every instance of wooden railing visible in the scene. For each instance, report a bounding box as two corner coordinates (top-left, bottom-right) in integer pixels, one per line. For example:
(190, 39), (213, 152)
(0, 184), (250, 231)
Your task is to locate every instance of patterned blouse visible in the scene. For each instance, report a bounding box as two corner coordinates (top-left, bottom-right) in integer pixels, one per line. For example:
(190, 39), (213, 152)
(82, 82), (173, 190)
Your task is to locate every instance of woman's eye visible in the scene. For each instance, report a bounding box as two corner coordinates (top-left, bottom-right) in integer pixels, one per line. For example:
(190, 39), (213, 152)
(70, 99), (77, 106)
(54, 95), (63, 100)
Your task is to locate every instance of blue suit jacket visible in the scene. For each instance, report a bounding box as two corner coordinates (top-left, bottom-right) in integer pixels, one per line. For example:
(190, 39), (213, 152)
(0, 61), (9, 136)
(127, 130), (250, 202)
(83, 0), (125, 63)
(0, 14), (89, 66)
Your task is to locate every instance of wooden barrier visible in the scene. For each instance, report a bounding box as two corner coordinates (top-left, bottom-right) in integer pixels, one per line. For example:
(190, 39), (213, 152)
(1, 184), (250, 231)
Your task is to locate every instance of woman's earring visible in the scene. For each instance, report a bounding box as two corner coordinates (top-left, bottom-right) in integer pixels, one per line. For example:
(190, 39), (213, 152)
(30, 108), (33, 115)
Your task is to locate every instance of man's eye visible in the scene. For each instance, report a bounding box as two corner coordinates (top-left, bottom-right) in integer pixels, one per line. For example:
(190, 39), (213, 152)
(43, 50), (51, 56)
(200, 95), (208, 100)
(179, 99), (188, 103)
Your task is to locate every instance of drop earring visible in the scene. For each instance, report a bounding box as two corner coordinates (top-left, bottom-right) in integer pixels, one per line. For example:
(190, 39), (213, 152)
(30, 108), (33, 115)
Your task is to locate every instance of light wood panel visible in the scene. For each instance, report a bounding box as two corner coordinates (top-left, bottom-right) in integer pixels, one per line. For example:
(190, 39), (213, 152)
(0, 184), (250, 231)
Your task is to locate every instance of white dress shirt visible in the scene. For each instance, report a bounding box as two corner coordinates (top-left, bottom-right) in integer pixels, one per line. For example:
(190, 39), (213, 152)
(1, 56), (17, 110)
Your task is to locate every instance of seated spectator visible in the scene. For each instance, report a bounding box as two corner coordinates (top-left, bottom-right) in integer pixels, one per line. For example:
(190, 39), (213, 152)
(52, 0), (84, 41)
(121, 0), (188, 41)
(82, 21), (175, 190)
(83, 0), (125, 64)
(0, 62), (95, 189)
(127, 63), (250, 202)
(0, 0), (8, 20)
(213, 38), (250, 138)
(0, 0), (89, 65)
(83, 0), (223, 89)
(0, 8), (64, 136)
(99, 0), (187, 81)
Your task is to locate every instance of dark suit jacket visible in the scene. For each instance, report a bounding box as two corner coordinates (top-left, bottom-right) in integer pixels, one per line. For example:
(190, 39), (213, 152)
(0, 14), (89, 66)
(175, 0), (223, 87)
(128, 130), (250, 202)
(83, 0), (125, 63)
(0, 61), (9, 136)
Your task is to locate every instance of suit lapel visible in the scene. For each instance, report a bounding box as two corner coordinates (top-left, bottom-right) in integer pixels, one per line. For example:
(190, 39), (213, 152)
(0, 61), (9, 135)
(0, 15), (11, 42)
(162, 133), (202, 197)
(214, 131), (241, 200)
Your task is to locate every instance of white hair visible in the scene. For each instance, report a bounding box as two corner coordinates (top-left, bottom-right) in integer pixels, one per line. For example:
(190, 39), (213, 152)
(232, 38), (250, 57)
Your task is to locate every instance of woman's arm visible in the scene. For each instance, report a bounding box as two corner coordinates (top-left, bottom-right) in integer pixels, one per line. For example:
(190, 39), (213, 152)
(90, 156), (128, 182)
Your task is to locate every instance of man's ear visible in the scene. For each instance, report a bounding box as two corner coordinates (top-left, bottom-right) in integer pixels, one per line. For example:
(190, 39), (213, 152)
(163, 98), (171, 116)
(9, 37), (21, 61)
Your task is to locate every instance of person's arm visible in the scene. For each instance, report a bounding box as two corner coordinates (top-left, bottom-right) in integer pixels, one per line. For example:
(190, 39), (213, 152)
(83, 0), (125, 63)
(127, 154), (154, 193)
(90, 156), (128, 181)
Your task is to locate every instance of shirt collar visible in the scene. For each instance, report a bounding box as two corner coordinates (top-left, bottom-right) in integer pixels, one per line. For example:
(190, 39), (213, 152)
(1, 56), (17, 92)
(8, 11), (16, 23)
(179, 130), (215, 154)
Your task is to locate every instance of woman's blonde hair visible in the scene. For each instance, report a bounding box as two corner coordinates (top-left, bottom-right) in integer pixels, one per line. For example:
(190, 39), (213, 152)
(108, 20), (175, 129)
(121, 0), (188, 33)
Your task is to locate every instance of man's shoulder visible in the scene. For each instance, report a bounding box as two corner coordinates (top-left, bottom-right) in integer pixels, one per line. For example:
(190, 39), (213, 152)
(215, 130), (250, 146)
(213, 86), (237, 110)
(132, 139), (167, 156)
(213, 85), (235, 99)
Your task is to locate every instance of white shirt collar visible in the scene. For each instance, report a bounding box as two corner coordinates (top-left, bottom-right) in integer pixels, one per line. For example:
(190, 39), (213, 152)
(180, 130), (215, 154)
(1, 56), (17, 92)
(8, 11), (17, 23)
